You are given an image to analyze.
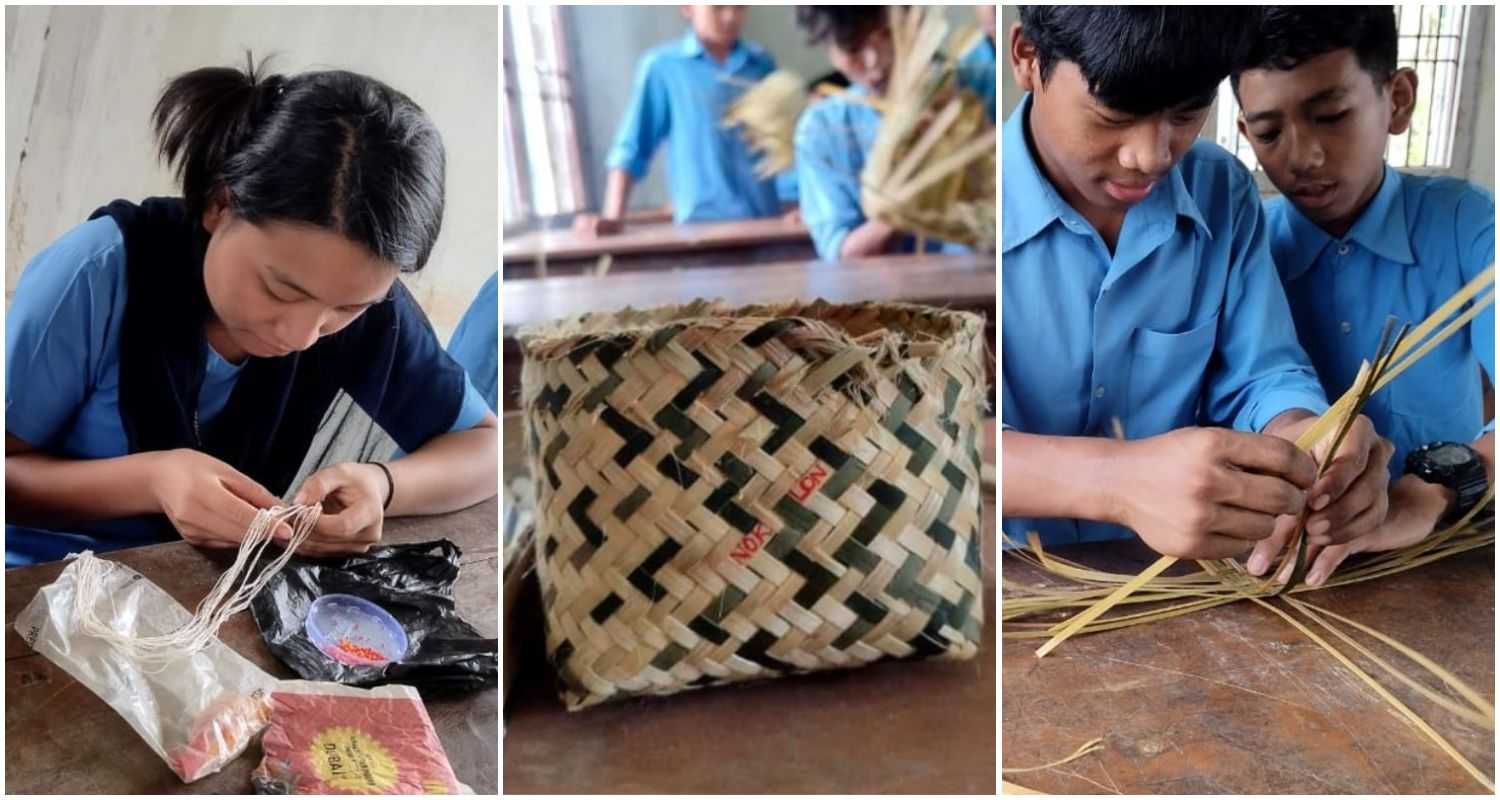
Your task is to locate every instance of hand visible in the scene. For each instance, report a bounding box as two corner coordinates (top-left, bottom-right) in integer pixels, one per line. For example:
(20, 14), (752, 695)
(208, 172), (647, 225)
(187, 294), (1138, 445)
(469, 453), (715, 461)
(285, 463), (388, 556)
(1260, 474), (1451, 587)
(572, 213), (623, 237)
(1108, 428), (1317, 560)
(781, 206), (802, 226)
(149, 449), (285, 549)
(1248, 414), (1394, 576)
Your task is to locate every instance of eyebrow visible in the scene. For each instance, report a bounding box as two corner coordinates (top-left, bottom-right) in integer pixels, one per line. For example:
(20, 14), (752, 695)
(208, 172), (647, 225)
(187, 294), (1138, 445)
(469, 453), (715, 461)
(1243, 86), (1350, 124)
(268, 268), (382, 308)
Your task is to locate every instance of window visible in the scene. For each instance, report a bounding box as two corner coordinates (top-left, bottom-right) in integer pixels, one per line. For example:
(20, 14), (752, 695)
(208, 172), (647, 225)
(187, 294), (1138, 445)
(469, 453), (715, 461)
(502, 6), (587, 225)
(1213, 5), (1483, 178)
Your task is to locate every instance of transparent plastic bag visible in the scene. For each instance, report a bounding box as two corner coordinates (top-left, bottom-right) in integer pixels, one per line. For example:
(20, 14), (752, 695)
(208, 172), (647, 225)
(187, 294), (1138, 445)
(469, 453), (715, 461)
(14, 553), (278, 783)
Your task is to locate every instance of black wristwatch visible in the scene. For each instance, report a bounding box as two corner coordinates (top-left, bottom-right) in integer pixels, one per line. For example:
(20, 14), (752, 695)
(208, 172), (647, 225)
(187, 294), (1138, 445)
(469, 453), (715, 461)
(1404, 441), (1490, 526)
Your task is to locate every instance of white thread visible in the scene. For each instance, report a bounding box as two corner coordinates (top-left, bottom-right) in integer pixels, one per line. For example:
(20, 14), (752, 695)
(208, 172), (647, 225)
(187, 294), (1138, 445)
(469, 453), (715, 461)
(71, 504), (321, 665)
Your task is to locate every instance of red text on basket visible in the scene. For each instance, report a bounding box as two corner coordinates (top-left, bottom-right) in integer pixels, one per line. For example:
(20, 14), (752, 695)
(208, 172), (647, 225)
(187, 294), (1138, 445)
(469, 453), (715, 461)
(731, 463), (829, 562)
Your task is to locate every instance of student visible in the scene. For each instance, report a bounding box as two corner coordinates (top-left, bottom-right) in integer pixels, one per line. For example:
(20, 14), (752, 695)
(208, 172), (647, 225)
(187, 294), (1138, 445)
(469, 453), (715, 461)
(959, 4), (997, 123)
(575, 5), (794, 236)
(1233, 6), (1494, 584)
(793, 6), (972, 261)
(448, 271), (499, 414)
(1001, 7), (1392, 561)
(5, 59), (498, 566)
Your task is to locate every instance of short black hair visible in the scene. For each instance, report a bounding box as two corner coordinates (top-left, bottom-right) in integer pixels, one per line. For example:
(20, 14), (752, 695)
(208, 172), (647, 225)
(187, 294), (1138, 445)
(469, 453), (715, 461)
(154, 53), (445, 273)
(795, 6), (887, 51)
(1019, 6), (1260, 116)
(1232, 7), (1399, 94)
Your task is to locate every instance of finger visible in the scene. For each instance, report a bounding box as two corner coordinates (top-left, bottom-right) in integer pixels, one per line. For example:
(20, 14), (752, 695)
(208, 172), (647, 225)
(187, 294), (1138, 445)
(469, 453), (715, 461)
(204, 489), (266, 538)
(1222, 470), (1309, 517)
(1206, 505), (1282, 541)
(1318, 494), (1389, 546)
(1309, 466), (1389, 544)
(1305, 543), (1354, 587)
(293, 472), (335, 507)
(1308, 422), (1387, 512)
(218, 469), (281, 510)
(175, 521), (244, 549)
(1220, 431), (1318, 489)
(1182, 533), (1257, 561)
(1246, 514), (1299, 575)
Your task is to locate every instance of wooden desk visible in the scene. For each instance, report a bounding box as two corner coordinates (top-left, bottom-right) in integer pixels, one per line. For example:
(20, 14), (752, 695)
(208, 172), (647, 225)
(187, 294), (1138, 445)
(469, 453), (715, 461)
(503, 217), (814, 279)
(501, 252), (996, 410)
(5, 498), (500, 794)
(502, 422), (996, 794)
(1002, 540), (1495, 794)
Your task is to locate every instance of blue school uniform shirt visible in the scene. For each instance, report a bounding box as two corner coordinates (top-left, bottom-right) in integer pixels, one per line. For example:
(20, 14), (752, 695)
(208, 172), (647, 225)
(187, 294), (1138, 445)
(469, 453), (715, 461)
(447, 271), (499, 414)
(957, 35), (997, 123)
(4, 216), (490, 566)
(1001, 94), (1329, 548)
(1266, 166), (1496, 476)
(607, 32), (783, 224)
(794, 84), (972, 261)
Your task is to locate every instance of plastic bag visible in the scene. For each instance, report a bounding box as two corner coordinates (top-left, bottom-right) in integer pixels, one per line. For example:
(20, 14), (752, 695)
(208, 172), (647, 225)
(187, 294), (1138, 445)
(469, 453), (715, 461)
(13, 554), (278, 782)
(252, 680), (471, 794)
(250, 540), (497, 694)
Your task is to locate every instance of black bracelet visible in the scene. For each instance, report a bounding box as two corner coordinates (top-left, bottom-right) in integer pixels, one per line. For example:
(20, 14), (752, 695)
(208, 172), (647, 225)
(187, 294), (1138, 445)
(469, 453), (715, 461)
(368, 461), (394, 511)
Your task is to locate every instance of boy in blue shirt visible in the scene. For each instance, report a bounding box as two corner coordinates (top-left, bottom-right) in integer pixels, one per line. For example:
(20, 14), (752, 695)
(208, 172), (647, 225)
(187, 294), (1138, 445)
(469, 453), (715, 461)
(1233, 6), (1494, 585)
(792, 6), (975, 261)
(575, 5), (794, 236)
(1002, 7), (1392, 562)
(959, 5), (997, 123)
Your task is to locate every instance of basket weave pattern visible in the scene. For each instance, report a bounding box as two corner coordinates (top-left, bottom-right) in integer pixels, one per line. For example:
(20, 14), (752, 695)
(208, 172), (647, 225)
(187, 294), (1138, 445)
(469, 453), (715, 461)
(521, 300), (987, 709)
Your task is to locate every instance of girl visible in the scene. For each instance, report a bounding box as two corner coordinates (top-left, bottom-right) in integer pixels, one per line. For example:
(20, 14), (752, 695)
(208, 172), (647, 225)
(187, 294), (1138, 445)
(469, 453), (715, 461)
(5, 58), (498, 566)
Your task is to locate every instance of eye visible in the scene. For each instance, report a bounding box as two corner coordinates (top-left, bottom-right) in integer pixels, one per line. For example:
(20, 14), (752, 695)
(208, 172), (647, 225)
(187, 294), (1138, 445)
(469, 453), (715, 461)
(1253, 129), (1281, 145)
(264, 280), (297, 303)
(1170, 112), (1202, 126)
(1316, 110), (1350, 125)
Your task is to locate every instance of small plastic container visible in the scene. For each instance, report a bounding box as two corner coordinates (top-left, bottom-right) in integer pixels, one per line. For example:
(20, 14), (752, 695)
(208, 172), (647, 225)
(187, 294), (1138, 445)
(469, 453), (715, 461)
(304, 593), (408, 667)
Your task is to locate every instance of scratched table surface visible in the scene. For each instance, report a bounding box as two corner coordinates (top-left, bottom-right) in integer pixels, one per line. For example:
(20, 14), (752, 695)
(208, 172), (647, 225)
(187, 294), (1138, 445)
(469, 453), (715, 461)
(502, 422), (997, 794)
(1002, 538), (1495, 794)
(5, 497), (499, 794)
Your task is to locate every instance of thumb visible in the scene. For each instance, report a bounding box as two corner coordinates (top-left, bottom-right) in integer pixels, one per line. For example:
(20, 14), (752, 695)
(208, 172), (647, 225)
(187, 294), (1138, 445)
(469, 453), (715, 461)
(220, 469), (280, 510)
(293, 471), (334, 507)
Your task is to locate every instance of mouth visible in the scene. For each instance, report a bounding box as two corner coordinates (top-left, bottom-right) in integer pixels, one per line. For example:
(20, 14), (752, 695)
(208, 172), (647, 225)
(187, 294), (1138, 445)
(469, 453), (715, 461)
(1292, 181), (1340, 210)
(246, 330), (294, 357)
(1103, 178), (1157, 204)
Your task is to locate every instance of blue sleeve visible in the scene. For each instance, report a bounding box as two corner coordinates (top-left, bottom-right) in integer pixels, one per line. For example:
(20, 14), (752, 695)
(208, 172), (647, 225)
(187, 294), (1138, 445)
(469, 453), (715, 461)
(606, 52), (671, 180)
(1204, 170), (1331, 432)
(5, 218), (122, 449)
(795, 104), (865, 261)
(1454, 185), (1495, 433)
(447, 272), (498, 414)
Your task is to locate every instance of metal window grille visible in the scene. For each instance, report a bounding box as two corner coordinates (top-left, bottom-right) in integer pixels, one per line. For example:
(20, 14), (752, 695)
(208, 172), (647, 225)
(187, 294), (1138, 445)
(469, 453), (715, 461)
(503, 5), (587, 225)
(1215, 5), (1477, 174)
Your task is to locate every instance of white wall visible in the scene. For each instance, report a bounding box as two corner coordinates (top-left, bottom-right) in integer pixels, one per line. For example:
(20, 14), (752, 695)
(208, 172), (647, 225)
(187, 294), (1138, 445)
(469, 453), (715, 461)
(4, 5), (497, 337)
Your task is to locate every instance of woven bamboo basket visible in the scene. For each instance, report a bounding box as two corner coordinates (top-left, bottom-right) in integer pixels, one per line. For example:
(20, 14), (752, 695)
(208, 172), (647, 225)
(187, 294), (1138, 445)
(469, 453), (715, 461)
(519, 299), (988, 709)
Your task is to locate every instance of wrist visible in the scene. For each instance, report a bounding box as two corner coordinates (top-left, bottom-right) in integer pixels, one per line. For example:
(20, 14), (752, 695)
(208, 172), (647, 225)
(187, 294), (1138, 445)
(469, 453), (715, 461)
(1397, 474), (1454, 528)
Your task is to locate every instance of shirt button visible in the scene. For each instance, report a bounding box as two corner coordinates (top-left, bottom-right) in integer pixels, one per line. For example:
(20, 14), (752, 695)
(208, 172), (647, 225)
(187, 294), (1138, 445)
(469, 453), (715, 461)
(1341, 321), (1353, 334)
(1095, 386), (1107, 399)
(1337, 244), (1351, 256)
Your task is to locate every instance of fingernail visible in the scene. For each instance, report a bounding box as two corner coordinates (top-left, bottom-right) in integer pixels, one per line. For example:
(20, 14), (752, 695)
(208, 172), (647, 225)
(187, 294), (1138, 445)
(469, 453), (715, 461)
(1309, 519), (1331, 536)
(1307, 570), (1325, 586)
(1313, 494), (1330, 511)
(1248, 553), (1268, 575)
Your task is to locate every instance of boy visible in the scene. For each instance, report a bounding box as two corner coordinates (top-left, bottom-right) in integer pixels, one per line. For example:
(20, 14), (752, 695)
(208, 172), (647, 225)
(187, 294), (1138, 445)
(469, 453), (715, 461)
(793, 6), (973, 261)
(1001, 7), (1392, 561)
(1233, 6), (1494, 584)
(576, 6), (791, 236)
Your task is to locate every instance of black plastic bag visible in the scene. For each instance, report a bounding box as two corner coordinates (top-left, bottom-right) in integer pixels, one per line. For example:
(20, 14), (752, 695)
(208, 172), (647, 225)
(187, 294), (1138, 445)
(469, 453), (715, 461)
(251, 540), (497, 695)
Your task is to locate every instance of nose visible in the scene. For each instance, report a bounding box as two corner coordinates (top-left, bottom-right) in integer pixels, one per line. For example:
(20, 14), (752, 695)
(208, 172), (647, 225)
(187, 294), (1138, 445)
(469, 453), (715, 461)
(1287, 125), (1325, 175)
(1117, 118), (1172, 179)
(276, 307), (326, 352)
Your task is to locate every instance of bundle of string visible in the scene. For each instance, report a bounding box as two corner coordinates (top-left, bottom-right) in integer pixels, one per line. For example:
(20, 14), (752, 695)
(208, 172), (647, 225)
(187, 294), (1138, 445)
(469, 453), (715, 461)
(72, 504), (321, 666)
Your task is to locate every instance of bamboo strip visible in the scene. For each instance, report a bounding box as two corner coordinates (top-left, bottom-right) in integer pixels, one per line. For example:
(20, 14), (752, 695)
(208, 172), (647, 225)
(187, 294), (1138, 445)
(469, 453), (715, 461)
(1001, 737), (1105, 774)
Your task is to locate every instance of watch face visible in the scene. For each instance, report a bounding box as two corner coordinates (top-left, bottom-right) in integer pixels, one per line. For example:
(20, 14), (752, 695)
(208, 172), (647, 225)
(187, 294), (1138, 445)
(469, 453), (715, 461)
(1430, 444), (1471, 467)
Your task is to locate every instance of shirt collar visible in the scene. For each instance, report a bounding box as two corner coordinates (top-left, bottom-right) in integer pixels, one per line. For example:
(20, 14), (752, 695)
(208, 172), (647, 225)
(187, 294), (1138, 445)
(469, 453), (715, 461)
(680, 31), (748, 71)
(1002, 93), (1212, 252)
(1278, 164), (1415, 278)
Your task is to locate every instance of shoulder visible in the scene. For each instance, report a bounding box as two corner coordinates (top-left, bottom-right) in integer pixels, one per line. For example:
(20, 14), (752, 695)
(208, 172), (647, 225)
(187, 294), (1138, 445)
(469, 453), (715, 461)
(639, 40), (687, 76)
(12, 216), (128, 310)
(1401, 172), (1493, 225)
(1176, 139), (1259, 200)
(795, 93), (867, 145)
(740, 39), (774, 69)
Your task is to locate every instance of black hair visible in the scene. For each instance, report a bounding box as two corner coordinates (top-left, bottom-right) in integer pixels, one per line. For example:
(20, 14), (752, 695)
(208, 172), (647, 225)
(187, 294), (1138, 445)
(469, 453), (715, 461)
(795, 6), (887, 51)
(153, 53), (445, 273)
(1232, 7), (1399, 94)
(1018, 6), (1260, 116)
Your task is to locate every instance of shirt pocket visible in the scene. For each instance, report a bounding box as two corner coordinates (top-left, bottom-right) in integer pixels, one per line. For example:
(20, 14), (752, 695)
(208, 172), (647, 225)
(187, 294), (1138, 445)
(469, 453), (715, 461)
(1382, 335), (1484, 448)
(1126, 312), (1220, 435)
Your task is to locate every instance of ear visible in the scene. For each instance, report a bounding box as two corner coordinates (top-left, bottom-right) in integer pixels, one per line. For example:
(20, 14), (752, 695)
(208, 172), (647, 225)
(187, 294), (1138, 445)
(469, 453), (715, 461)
(1387, 67), (1418, 136)
(1009, 21), (1039, 92)
(1236, 111), (1251, 143)
(201, 188), (232, 234)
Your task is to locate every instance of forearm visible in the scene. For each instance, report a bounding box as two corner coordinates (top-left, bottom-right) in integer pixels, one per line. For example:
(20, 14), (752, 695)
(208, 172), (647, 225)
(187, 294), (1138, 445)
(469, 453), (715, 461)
(383, 416), (498, 517)
(1000, 430), (1123, 524)
(602, 169), (633, 220)
(5, 444), (161, 526)
(839, 219), (899, 259)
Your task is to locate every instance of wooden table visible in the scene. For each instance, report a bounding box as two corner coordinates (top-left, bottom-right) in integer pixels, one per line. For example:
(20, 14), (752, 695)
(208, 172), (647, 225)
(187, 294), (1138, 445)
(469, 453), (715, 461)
(501, 252), (996, 410)
(503, 217), (814, 279)
(502, 422), (996, 794)
(1002, 539), (1495, 794)
(5, 498), (500, 794)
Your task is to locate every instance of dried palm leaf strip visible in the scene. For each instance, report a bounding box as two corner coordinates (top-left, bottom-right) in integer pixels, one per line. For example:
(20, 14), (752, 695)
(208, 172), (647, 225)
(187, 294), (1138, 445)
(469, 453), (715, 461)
(1001, 737), (1106, 774)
